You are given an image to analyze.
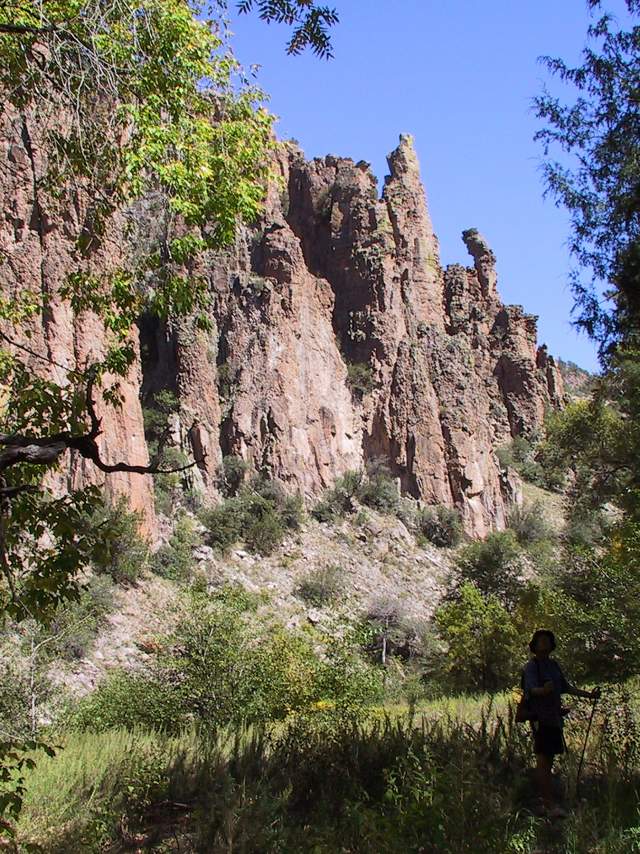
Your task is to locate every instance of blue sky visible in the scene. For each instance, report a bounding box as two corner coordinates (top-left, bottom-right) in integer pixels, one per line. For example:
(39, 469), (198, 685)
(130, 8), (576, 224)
(227, 1), (629, 372)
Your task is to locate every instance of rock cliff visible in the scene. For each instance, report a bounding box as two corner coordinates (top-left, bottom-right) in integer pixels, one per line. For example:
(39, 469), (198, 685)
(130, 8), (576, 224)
(139, 135), (564, 536)
(1, 123), (563, 537)
(0, 104), (155, 527)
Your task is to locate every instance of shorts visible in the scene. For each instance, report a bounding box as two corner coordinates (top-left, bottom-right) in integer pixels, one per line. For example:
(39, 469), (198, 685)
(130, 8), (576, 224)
(533, 723), (565, 757)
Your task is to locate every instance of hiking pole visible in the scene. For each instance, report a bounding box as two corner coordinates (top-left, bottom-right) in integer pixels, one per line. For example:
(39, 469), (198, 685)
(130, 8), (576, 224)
(575, 694), (599, 800)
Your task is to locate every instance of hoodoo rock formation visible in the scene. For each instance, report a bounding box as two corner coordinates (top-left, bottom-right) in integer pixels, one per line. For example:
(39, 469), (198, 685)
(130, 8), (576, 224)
(1, 125), (563, 537)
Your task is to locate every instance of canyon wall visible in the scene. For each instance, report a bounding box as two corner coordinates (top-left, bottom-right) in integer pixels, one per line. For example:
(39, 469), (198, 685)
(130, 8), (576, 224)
(139, 135), (564, 536)
(1, 121), (563, 538)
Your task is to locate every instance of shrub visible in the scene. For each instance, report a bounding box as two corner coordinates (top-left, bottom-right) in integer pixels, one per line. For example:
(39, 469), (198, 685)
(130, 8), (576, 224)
(311, 469), (363, 522)
(563, 509), (609, 548)
(395, 497), (418, 530)
(242, 494), (285, 555)
(537, 522), (640, 682)
(280, 494), (305, 530)
(142, 389), (179, 444)
(218, 454), (248, 497)
(507, 501), (553, 546)
(251, 476), (305, 529)
(202, 481), (301, 555)
(496, 431), (568, 493)
(495, 435), (531, 470)
(346, 362), (375, 396)
(312, 463), (399, 521)
(69, 670), (183, 733)
(142, 391), (188, 514)
(0, 659), (31, 739)
(151, 514), (200, 581)
(295, 565), (345, 606)
(153, 446), (189, 515)
(454, 530), (524, 610)
(68, 585), (383, 735)
(364, 595), (418, 665)
(358, 459), (399, 513)
(45, 574), (116, 660)
(417, 504), (463, 547)
(86, 497), (149, 584)
(200, 498), (245, 553)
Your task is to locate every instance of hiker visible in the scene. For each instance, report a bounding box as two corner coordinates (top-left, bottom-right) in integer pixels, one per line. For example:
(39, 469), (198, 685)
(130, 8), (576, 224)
(523, 629), (600, 818)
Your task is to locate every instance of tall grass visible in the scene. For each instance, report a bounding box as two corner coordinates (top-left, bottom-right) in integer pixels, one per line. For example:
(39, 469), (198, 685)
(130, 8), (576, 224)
(15, 687), (640, 853)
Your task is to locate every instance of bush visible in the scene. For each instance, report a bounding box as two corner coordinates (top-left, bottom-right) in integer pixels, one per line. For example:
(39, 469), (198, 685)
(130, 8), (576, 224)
(142, 389), (179, 444)
(358, 459), (399, 513)
(495, 435), (532, 470)
(153, 446), (189, 515)
(454, 530), (524, 610)
(496, 434), (565, 491)
(201, 481), (301, 556)
(295, 565), (345, 607)
(200, 498), (245, 553)
(69, 670), (183, 733)
(563, 509), (609, 548)
(311, 469), (363, 522)
(280, 494), (305, 530)
(417, 504), (463, 547)
(142, 390), (188, 514)
(346, 362), (375, 396)
(251, 476), (305, 530)
(218, 455), (248, 497)
(312, 462), (398, 521)
(45, 574), (116, 660)
(507, 501), (553, 546)
(0, 659), (31, 739)
(86, 497), (149, 584)
(534, 522), (640, 682)
(69, 586), (381, 733)
(364, 596), (425, 666)
(151, 513), (200, 582)
(242, 495), (285, 555)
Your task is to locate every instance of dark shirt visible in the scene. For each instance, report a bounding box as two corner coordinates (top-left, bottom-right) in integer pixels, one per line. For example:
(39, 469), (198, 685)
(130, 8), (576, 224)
(523, 657), (569, 727)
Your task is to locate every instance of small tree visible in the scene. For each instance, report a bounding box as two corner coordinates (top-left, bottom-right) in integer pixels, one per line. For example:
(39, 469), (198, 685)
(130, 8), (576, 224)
(434, 582), (518, 694)
(454, 531), (524, 611)
(366, 595), (406, 666)
(86, 498), (149, 585)
(219, 456), (249, 497)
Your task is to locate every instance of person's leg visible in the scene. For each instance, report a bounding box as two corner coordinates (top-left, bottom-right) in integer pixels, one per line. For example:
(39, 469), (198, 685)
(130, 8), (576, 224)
(536, 752), (554, 809)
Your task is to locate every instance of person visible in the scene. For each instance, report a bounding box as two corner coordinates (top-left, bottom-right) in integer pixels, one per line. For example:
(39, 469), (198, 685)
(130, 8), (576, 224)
(523, 629), (600, 818)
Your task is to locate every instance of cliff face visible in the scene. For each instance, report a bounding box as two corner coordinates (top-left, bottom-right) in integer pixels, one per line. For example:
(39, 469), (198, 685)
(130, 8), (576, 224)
(0, 105), (155, 527)
(1, 122), (563, 537)
(141, 135), (564, 536)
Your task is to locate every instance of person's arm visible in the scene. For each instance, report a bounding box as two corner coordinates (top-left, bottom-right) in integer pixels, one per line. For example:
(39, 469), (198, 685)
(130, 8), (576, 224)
(565, 683), (601, 700)
(558, 664), (600, 700)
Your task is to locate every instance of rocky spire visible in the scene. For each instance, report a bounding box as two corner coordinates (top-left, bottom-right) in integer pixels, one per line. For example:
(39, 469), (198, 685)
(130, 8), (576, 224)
(383, 134), (443, 324)
(462, 227), (497, 298)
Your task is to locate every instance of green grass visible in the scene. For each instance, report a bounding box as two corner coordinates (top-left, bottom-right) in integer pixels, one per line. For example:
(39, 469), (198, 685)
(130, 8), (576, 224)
(13, 684), (640, 853)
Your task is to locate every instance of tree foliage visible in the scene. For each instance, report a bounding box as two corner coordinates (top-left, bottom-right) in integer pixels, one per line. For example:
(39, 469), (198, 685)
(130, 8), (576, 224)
(237, 0), (339, 58)
(0, 0), (278, 621)
(434, 582), (519, 694)
(535, 0), (640, 355)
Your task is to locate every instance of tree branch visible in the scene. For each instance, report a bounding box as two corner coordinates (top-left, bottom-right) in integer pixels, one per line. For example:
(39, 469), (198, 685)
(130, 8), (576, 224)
(0, 24), (58, 36)
(0, 373), (205, 480)
(0, 329), (71, 373)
